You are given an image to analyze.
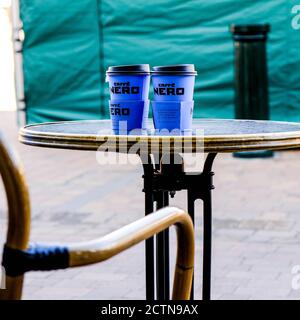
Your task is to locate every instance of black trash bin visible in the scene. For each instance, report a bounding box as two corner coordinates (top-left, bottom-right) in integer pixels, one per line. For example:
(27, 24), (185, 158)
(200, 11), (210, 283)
(230, 24), (273, 158)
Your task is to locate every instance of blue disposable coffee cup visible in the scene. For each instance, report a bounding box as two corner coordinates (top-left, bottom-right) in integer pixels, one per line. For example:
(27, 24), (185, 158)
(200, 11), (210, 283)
(151, 64), (197, 102)
(109, 100), (149, 133)
(151, 64), (197, 131)
(106, 64), (150, 101)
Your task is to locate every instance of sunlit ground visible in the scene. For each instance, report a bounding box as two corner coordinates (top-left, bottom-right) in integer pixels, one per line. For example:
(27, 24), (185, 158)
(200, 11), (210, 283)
(0, 1), (16, 111)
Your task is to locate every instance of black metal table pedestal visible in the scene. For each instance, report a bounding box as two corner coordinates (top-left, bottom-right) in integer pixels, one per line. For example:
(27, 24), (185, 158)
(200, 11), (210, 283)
(141, 153), (217, 300)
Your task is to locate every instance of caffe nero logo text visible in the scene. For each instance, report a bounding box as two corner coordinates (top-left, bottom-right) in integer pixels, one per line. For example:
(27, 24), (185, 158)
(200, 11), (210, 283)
(110, 82), (139, 94)
(110, 103), (130, 116)
(154, 83), (184, 96)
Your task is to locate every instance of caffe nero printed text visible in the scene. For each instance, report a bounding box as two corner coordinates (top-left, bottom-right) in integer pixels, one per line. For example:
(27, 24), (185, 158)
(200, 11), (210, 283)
(154, 83), (184, 96)
(110, 103), (130, 116)
(110, 82), (139, 94)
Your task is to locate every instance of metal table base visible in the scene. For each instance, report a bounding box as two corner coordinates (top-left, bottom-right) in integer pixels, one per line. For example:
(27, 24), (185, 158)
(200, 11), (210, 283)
(141, 153), (217, 300)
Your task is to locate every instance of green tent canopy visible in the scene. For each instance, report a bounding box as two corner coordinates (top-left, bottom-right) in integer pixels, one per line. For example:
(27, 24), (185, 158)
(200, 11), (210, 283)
(20, 0), (300, 124)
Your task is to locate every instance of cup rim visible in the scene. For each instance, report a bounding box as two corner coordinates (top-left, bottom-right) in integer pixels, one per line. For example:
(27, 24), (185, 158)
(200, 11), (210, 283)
(106, 64), (150, 75)
(151, 64), (197, 76)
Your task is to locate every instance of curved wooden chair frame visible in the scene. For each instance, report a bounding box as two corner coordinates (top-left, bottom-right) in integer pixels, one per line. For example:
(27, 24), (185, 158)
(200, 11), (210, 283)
(0, 133), (194, 300)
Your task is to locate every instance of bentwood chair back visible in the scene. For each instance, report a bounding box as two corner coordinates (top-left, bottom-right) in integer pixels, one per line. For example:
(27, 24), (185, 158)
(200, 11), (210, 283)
(0, 133), (194, 300)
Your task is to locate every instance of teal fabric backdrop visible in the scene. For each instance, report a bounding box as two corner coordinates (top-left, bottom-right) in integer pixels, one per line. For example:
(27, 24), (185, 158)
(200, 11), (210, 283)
(20, 0), (300, 123)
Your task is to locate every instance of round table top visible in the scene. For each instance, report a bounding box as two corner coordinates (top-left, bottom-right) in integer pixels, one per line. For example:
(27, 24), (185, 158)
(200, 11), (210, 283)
(19, 119), (300, 153)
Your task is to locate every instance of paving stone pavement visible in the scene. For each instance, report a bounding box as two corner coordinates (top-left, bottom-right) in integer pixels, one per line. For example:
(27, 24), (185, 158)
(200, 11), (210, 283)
(1, 111), (300, 300)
